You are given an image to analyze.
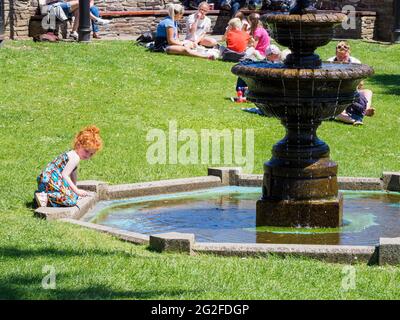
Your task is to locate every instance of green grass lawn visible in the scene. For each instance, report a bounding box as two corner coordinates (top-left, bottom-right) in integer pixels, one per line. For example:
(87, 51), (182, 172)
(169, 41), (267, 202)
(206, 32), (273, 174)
(0, 40), (400, 299)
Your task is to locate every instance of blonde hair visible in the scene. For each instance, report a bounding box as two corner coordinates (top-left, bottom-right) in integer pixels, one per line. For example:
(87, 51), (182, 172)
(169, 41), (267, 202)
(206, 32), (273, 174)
(73, 125), (103, 151)
(166, 3), (184, 21)
(198, 1), (210, 9)
(228, 18), (242, 30)
(336, 40), (350, 52)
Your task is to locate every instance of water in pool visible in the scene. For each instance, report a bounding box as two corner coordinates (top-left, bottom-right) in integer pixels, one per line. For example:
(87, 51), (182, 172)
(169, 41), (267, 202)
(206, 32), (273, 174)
(83, 187), (400, 246)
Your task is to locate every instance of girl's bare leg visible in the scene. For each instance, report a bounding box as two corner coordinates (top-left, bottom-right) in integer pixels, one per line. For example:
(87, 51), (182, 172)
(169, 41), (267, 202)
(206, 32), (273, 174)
(68, 0), (80, 32)
(166, 45), (212, 59)
(72, 10), (79, 32)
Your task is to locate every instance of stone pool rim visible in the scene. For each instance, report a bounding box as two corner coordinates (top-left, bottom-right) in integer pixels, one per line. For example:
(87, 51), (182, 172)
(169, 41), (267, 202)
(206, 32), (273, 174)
(34, 168), (400, 266)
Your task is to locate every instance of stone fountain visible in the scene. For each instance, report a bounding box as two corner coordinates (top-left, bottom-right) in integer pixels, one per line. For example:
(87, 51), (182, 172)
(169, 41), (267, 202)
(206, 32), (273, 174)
(232, 0), (374, 228)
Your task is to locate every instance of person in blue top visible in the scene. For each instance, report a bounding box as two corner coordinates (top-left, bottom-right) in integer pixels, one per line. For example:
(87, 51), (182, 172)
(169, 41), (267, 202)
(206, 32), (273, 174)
(154, 3), (215, 59)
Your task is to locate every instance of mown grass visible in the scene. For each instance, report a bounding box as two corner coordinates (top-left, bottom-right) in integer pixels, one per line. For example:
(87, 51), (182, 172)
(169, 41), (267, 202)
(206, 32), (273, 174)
(0, 40), (399, 299)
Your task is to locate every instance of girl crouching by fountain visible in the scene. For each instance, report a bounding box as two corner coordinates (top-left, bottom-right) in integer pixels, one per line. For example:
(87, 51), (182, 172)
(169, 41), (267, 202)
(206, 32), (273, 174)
(35, 126), (103, 207)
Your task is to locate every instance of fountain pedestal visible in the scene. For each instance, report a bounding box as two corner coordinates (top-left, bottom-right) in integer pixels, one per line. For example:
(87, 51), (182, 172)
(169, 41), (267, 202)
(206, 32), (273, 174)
(257, 196), (343, 228)
(232, 11), (373, 228)
(257, 120), (343, 228)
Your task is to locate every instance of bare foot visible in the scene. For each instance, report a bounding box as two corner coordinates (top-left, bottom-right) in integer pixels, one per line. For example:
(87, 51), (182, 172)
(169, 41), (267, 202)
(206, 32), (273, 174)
(365, 107), (375, 117)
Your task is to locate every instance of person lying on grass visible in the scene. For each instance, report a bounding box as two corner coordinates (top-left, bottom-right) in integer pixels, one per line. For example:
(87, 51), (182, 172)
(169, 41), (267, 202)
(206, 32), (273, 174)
(153, 3), (216, 59)
(36, 125), (103, 207)
(335, 81), (375, 126)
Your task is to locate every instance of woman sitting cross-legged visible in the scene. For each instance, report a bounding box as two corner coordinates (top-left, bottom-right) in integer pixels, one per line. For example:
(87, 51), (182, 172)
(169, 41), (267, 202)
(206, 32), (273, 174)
(35, 126), (103, 207)
(153, 3), (215, 59)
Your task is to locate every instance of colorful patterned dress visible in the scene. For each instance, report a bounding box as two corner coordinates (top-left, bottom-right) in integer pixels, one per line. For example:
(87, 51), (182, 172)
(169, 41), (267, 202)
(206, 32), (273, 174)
(37, 152), (79, 207)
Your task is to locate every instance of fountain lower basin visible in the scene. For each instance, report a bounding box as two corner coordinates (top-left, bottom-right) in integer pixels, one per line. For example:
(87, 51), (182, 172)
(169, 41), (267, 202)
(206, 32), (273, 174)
(82, 187), (400, 246)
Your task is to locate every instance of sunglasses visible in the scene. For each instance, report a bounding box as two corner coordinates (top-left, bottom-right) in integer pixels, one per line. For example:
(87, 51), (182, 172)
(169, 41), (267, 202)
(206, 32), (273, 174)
(337, 45), (350, 51)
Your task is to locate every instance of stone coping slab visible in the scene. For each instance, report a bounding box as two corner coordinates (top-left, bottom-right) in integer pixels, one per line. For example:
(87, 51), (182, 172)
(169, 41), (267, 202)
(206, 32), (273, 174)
(193, 242), (377, 264)
(237, 175), (385, 190)
(382, 172), (400, 192)
(338, 177), (383, 191)
(379, 237), (400, 265)
(208, 167), (242, 185)
(34, 192), (97, 221)
(150, 232), (195, 254)
(105, 176), (222, 200)
(61, 218), (149, 244)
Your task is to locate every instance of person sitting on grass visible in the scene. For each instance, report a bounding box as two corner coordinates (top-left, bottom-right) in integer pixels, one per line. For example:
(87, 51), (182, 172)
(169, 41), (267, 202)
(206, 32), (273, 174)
(220, 0), (259, 17)
(89, 0), (107, 39)
(220, 0), (246, 17)
(235, 44), (282, 94)
(185, 2), (217, 48)
(327, 41), (361, 64)
(153, 3), (215, 59)
(36, 125), (103, 207)
(50, 0), (110, 40)
(265, 44), (282, 63)
(221, 18), (250, 60)
(249, 13), (270, 58)
(234, 11), (250, 33)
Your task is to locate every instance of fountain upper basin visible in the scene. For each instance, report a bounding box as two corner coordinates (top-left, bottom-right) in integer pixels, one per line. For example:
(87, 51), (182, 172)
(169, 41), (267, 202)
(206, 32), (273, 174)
(232, 61), (374, 120)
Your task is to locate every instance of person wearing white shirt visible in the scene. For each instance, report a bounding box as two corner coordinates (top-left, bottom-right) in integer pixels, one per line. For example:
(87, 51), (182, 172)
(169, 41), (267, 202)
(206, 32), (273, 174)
(185, 2), (217, 47)
(327, 41), (361, 64)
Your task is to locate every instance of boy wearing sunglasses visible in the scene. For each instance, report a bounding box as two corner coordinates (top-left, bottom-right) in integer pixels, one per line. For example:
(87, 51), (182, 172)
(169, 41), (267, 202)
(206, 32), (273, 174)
(327, 41), (361, 64)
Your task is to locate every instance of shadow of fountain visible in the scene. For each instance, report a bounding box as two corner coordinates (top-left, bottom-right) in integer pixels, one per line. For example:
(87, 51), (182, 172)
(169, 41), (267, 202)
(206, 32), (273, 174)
(369, 74), (400, 96)
(0, 272), (203, 299)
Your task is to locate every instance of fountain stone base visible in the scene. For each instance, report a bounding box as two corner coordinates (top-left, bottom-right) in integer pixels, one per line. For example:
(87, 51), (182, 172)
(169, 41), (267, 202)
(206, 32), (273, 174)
(257, 194), (343, 228)
(256, 156), (343, 228)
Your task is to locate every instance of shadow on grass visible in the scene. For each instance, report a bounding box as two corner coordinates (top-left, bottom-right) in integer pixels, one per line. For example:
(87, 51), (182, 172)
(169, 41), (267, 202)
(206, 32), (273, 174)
(0, 246), (145, 259)
(369, 74), (400, 96)
(0, 275), (202, 299)
(25, 200), (37, 211)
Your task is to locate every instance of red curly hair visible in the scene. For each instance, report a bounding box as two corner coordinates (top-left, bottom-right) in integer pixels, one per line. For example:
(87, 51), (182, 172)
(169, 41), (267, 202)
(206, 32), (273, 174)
(73, 125), (103, 151)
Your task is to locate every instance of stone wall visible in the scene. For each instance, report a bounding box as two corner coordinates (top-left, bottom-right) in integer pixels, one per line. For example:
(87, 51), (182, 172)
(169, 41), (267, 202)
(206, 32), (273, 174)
(318, 0), (395, 42)
(3, 0), (38, 39)
(1, 0), (396, 41)
(333, 12), (377, 41)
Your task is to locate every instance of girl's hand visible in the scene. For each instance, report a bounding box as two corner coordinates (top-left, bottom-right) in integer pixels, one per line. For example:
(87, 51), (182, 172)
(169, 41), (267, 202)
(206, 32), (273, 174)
(76, 189), (88, 197)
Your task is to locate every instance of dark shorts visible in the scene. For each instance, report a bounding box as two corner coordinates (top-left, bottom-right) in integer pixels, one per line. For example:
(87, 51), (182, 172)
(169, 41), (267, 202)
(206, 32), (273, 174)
(153, 37), (169, 52)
